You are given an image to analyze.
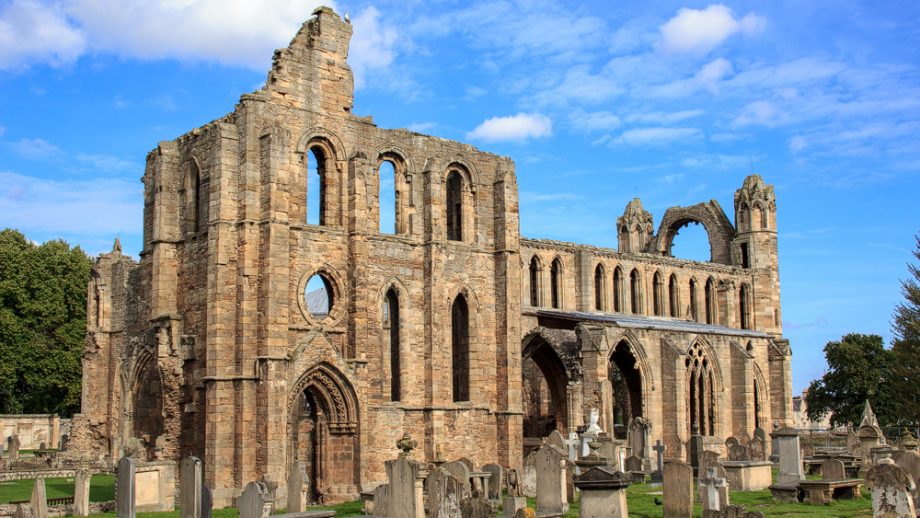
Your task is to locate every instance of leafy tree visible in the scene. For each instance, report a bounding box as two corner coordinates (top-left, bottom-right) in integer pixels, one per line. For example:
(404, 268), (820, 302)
(890, 234), (920, 424)
(804, 333), (897, 427)
(0, 229), (92, 415)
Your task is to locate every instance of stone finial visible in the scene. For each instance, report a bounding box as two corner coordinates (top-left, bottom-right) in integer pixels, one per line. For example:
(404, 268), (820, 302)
(901, 430), (919, 451)
(113, 237), (122, 254)
(396, 432), (417, 455)
(617, 198), (654, 253)
(860, 400), (880, 428)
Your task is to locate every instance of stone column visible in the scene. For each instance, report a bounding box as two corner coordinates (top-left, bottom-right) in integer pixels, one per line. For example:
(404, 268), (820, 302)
(74, 469), (91, 517)
(116, 456), (136, 518)
(30, 479), (48, 518)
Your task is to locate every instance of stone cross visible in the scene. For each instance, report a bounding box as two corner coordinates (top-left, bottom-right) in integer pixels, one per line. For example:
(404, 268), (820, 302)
(116, 456), (136, 518)
(565, 432), (580, 463)
(180, 456), (203, 518)
(74, 469), (91, 517)
(699, 467), (728, 517)
(652, 440), (666, 481)
(30, 479), (49, 518)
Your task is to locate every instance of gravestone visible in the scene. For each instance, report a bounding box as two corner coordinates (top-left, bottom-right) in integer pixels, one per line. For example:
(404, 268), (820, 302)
(771, 427), (804, 484)
(457, 457), (475, 473)
(426, 468), (462, 518)
(628, 418), (651, 470)
(725, 437), (741, 450)
(573, 466), (631, 518)
(699, 467), (729, 518)
(822, 459), (846, 481)
(698, 451), (722, 479)
(534, 445), (568, 517)
(385, 445), (427, 518)
(663, 460), (694, 518)
(117, 456), (136, 518)
(238, 482), (272, 518)
(459, 496), (491, 518)
(545, 430), (566, 452)
(482, 463), (503, 501)
(59, 434), (69, 451)
(201, 485), (212, 518)
(866, 462), (917, 517)
(503, 469), (526, 518)
(287, 461), (308, 513)
(443, 461), (472, 498)
(373, 484), (390, 517)
(651, 440), (666, 482)
(522, 451), (537, 497)
(748, 435), (766, 462)
(180, 457), (203, 518)
(9, 435), (20, 461)
(729, 444), (750, 462)
(894, 450), (920, 501)
(74, 469), (91, 517)
(625, 455), (642, 473)
(30, 479), (48, 518)
(39, 442), (46, 451)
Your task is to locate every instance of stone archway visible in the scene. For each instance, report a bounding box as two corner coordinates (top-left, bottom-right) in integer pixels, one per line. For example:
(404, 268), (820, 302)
(521, 329), (575, 441)
(288, 363), (359, 504)
(608, 340), (643, 439)
(649, 201), (736, 264)
(129, 353), (164, 460)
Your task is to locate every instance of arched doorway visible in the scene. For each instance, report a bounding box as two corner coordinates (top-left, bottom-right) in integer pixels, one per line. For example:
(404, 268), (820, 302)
(289, 363), (358, 504)
(521, 332), (570, 441)
(131, 354), (164, 460)
(608, 340), (643, 439)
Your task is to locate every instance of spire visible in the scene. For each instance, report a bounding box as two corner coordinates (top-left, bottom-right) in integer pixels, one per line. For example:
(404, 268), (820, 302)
(113, 237), (122, 254)
(860, 400), (879, 428)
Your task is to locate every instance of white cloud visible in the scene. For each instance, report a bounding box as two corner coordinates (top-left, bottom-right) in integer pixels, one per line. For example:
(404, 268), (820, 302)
(0, 1), (86, 70)
(9, 138), (64, 161)
(0, 171), (141, 236)
(611, 127), (702, 147)
(467, 113), (552, 143)
(407, 122), (436, 133)
(520, 191), (578, 204)
(349, 6), (399, 89)
(658, 4), (765, 56)
(647, 58), (734, 98)
(571, 111), (622, 131)
(76, 154), (140, 174)
(732, 100), (788, 127)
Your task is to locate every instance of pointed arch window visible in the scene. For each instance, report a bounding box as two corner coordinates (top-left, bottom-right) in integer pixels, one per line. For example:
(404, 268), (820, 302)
(307, 146), (327, 226)
(446, 171), (463, 241)
(652, 271), (663, 316)
(629, 269), (641, 315)
(550, 259), (562, 309)
(668, 274), (678, 318)
(594, 264), (605, 311)
(705, 278), (716, 325)
(385, 288), (401, 401)
(451, 295), (470, 402)
(689, 278), (699, 321)
(529, 256), (541, 307)
(613, 267), (623, 313)
(686, 342), (716, 436)
(739, 284), (751, 330)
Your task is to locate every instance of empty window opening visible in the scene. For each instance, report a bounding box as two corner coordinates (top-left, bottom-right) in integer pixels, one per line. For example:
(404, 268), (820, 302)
(529, 257), (541, 307)
(669, 221), (711, 262)
(613, 267), (623, 313)
(668, 274), (678, 318)
(189, 165), (200, 233)
(307, 147), (326, 226)
(551, 259), (562, 309)
(446, 172), (463, 241)
(652, 272), (663, 316)
(630, 269), (641, 315)
(379, 161), (396, 234)
(304, 273), (334, 320)
(451, 295), (470, 402)
(760, 207), (768, 230)
(740, 243), (750, 269)
(705, 278), (716, 324)
(689, 279), (699, 321)
(594, 264), (605, 311)
(385, 289), (401, 401)
(739, 284), (751, 330)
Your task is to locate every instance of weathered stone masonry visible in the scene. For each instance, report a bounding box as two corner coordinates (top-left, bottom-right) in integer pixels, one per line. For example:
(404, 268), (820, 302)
(69, 6), (792, 507)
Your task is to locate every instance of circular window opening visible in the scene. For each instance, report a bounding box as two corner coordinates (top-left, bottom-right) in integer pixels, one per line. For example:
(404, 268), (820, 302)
(304, 273), (334, 320)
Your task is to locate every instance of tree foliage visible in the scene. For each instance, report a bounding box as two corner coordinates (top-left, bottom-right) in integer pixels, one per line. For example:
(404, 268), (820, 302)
(804, 333), (897, 427)
(0, 229), (92, 415)
(890, 234), (920, 424)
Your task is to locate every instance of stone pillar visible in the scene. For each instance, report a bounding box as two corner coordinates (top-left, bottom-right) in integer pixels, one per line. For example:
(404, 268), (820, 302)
(287, 460), (308, 512)
(74, 469), (91, 517)
(116, 456), (136, 518)
(180, 457), (203, 518)
(573, 466), (630, 518)
(30, 479), (48, 518)
(771, 427), (804, 484)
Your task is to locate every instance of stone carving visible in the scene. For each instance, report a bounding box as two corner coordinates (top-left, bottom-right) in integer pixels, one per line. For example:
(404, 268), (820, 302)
(866, 462), (917, 517)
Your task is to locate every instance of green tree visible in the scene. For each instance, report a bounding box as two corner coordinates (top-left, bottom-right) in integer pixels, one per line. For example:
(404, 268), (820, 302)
(804, 333), (897, 427)
(890, 234), (920, 424)
(0, 229), (92, 415)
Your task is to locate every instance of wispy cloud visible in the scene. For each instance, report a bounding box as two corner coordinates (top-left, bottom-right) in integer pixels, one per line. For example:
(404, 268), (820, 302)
(9, 138), (65, 161)
(520, 191), (579, 204)
(608, 127), (703, 147)
(467, 113), (552, 142)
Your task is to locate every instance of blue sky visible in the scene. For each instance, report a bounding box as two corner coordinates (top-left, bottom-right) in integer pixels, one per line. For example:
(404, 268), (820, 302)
(1, 0), (918, 394)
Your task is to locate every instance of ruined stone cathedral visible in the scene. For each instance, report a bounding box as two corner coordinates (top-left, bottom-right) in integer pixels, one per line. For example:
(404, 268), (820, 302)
(70, 7), (792, 507)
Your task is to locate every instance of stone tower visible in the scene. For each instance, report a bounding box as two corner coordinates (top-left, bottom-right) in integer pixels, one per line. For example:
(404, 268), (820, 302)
(732, 174), (780, 335)
(617, 198), (654, 253)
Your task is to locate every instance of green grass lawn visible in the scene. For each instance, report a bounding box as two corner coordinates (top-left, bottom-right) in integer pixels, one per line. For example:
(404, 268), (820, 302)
(0, 476), (872, 517)
(0, 474), (114, 504)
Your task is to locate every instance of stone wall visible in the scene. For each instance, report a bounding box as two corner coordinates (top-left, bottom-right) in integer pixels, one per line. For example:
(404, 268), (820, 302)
(0, 415), (64, 450)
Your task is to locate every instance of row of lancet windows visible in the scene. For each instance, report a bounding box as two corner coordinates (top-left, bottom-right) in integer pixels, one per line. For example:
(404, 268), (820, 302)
(384, 290), (470, 403)
(179, 147), (472, 241)
(530, 256), (753, 329)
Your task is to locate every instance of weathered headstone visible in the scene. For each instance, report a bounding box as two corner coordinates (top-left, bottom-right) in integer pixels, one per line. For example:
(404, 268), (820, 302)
(180, 457), (203, 518)
(385, 445), (427, 518)
(373, 484), (390, 517)
(698, 451), (722, 478)
(457, 457), (475, 473)
(748, 435), (766, 462)
(725, 436), (741, 450)
(116, 456), (136, 518)
(573, 466), (630, 518)
(866, 462), (917, 517)
(822, 459), (846, 481)
(9, 435), (20, 461)
(699, 467), (729, 518)
(201, 484), (212, 518)
(534, 445), (568, 516)
(522, 451), (537, 498)
(651, 440), (666, 482)
(627, 417), (651, 470)
(503, 469), (526, 518)
(459, 496), (491, 518)
(74, 469), (91, 517)
(287, 460), (308, 513)
(481, 463), (502, 501)
(625, 455), (642, 473)
(771, 427), (804, 484)
(729, 444), (750, 462)
(59, 434), (69, 451)
(545, 430), (566, 452)
(426, 468), (462, 518)
(443, 461), (472, 498)
(847, 427), (860, 454)
(663, 460), (694, 518)
(0, 443), (4, 459)
(30, 479), (48, 518)
(238, 482), (272, 518)
(894, 450), (920, 501)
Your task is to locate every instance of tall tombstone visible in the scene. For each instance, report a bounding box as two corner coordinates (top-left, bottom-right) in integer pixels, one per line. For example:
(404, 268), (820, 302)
(426, 468), (462, 518)
(287, 461), (308, 513)
(481, 464), (503, 501)
(238, 482), (273, 518)
(771, 427), (804, 484)
(74, 469), (91, 517)
(385, 453), (427, 518)
(699, 467), (729, 518)
(522, 451), (537, 498)
(180, 457), (204, 518)
(373, 484), (390, 517)
(30, 479), (49, 518)
(627, 418), (651, 470)
(866, 462), (917, 517)
(651, 440), (666, 482)
(573, 466), (631, 518)
(663, 460), (694, 518)
(116, 456), (136, 518)
(534, 445), (568, 517)
(201, 485), (213, 518)
(9, 435), (20, 461)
